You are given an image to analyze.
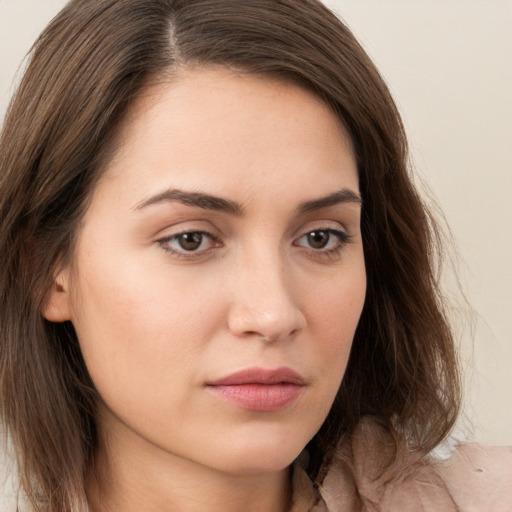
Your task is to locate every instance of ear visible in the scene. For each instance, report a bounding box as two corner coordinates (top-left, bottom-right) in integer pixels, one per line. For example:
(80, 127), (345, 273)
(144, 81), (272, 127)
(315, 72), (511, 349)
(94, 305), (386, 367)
(42, 268), (73, 322)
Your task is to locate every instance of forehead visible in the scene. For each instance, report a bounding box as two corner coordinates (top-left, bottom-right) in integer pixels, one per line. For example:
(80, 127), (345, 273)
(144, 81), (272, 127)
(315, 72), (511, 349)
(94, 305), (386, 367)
(93, 66), (358, 210)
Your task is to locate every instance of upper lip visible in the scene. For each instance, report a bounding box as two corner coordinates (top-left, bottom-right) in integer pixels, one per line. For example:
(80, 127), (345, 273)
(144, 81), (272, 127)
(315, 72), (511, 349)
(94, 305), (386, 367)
(207, 367), (306, 386)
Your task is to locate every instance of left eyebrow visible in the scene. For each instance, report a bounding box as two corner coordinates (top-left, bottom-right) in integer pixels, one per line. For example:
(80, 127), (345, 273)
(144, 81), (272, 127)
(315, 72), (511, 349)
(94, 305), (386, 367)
(297, 188), (362, 214)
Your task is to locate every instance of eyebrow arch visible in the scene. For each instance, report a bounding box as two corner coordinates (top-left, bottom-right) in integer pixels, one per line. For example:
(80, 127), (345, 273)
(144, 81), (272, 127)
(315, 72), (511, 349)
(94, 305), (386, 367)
(134, 187), (361, 216)
(297, 188), (362, 213)
(134, 189), (244, 216)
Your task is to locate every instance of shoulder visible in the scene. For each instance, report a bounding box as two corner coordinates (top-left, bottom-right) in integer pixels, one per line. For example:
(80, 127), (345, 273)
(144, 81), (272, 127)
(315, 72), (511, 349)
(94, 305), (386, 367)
(318, 417), (512, 512)
(435, 442), (512, 511)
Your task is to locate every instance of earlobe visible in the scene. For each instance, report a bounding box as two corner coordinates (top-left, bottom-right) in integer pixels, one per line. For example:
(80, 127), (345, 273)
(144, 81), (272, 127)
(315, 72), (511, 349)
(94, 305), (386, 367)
(42, 269), (72, 322)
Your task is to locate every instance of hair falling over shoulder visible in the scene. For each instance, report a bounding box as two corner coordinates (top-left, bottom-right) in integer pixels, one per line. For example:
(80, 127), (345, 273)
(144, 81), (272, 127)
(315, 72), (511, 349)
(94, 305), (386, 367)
(0, 1), (460, 510)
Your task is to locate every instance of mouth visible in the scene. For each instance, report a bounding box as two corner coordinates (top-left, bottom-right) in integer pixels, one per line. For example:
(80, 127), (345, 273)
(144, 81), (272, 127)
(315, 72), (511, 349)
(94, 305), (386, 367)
(205, 367), (306, 412)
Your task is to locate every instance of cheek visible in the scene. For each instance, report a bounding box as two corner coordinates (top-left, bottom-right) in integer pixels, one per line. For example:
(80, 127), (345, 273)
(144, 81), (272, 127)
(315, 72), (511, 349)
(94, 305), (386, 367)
(68, 253), (225, 410)
(307, 257), (366, 347)
(300, 256), (366, 398)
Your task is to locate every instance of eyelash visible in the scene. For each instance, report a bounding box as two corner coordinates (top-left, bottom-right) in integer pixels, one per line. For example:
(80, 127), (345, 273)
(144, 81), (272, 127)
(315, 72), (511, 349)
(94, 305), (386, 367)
(158, 231), (220, 259)
(293, 228), (352, 260)
(157, 227), (352, 260)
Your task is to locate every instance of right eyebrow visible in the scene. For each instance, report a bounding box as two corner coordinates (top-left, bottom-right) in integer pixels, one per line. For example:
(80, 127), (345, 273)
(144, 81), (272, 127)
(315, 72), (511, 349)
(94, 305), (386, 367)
(133, 188), (245, 216)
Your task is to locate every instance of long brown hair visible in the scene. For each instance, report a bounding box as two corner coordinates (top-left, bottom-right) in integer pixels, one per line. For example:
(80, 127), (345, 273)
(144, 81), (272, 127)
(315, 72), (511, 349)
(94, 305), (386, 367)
(0, 1), (460, 510)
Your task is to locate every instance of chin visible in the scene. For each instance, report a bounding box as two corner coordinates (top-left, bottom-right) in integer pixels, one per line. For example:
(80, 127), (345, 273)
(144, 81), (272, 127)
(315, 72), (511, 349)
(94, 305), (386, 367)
(206, 424), (313, 475)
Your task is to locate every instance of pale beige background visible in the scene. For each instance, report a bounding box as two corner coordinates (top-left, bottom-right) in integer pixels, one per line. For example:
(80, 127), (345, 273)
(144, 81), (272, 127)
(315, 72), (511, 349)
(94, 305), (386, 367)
(1, 0), (511, 446)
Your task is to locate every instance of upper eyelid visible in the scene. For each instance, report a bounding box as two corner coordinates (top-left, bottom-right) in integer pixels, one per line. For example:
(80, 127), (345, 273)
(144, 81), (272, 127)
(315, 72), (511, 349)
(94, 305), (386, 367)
(153, 221), (222, 240)
(293, 219), (351, 239)
(155, 221), (351, 240)
(161, 228), (213, 238)
(159, 227), (351, 249)
(158, 230), (218, 246)
(294, 228), (352, 246)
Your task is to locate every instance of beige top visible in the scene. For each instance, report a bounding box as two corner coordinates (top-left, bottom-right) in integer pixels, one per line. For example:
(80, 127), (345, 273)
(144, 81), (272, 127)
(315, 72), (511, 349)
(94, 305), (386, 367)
(290, 418), (512, 512)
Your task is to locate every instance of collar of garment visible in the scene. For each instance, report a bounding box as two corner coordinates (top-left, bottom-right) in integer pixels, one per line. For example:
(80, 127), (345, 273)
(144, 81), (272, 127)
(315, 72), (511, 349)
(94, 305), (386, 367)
(289, 416), (512, 512)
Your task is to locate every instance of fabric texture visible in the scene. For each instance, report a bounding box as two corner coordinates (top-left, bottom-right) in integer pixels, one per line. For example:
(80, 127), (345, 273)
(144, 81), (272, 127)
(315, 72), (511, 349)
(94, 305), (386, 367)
(290, 417), (512, 512)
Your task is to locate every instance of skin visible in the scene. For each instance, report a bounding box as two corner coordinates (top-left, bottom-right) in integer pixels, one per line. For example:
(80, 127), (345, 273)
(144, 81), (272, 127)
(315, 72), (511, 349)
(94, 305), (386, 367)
(44, 67), (366, 512)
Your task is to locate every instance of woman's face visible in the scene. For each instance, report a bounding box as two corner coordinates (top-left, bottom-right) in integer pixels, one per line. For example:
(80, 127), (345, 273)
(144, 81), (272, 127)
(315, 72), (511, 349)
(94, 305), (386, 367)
(47, 67), (366, 475)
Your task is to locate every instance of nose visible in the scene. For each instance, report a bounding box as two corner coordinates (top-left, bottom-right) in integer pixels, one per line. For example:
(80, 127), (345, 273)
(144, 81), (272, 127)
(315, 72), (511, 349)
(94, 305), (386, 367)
(227, 251), (306, 343)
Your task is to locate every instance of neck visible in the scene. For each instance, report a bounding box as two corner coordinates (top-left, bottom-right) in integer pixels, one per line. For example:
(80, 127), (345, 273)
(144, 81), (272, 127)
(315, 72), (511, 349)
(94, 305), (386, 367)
(86, 419), (293, 512)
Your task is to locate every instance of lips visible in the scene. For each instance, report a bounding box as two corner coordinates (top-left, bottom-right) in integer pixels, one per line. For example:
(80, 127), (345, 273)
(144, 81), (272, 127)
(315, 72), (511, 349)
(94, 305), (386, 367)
(206, 367), (306, 412)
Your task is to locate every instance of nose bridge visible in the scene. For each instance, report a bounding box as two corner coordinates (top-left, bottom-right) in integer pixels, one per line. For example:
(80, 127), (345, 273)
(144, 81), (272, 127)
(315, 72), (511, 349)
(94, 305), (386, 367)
(227, 240), (305, 341)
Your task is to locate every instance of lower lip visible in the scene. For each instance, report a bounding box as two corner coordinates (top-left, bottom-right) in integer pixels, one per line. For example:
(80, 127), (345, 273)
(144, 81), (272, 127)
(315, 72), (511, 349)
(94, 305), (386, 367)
(206, 383), (304, 412)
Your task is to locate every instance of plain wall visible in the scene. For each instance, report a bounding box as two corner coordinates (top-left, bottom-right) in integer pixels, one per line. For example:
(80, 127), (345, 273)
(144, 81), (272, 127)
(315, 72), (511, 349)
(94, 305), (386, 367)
(323, 0), (512, 445)
(1, 0), (511, 445)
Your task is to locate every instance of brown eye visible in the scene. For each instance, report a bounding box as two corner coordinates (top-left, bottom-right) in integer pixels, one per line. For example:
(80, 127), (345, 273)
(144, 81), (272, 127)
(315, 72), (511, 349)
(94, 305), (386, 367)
(307, 230), (330, 249)
(159, 231), (217, 256)
(294, 228), (351, 255)
(177, 232), (204, 251)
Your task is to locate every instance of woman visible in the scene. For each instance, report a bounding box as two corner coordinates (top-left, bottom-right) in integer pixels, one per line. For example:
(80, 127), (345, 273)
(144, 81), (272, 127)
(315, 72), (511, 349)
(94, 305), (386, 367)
(0, 1), (510, 511)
